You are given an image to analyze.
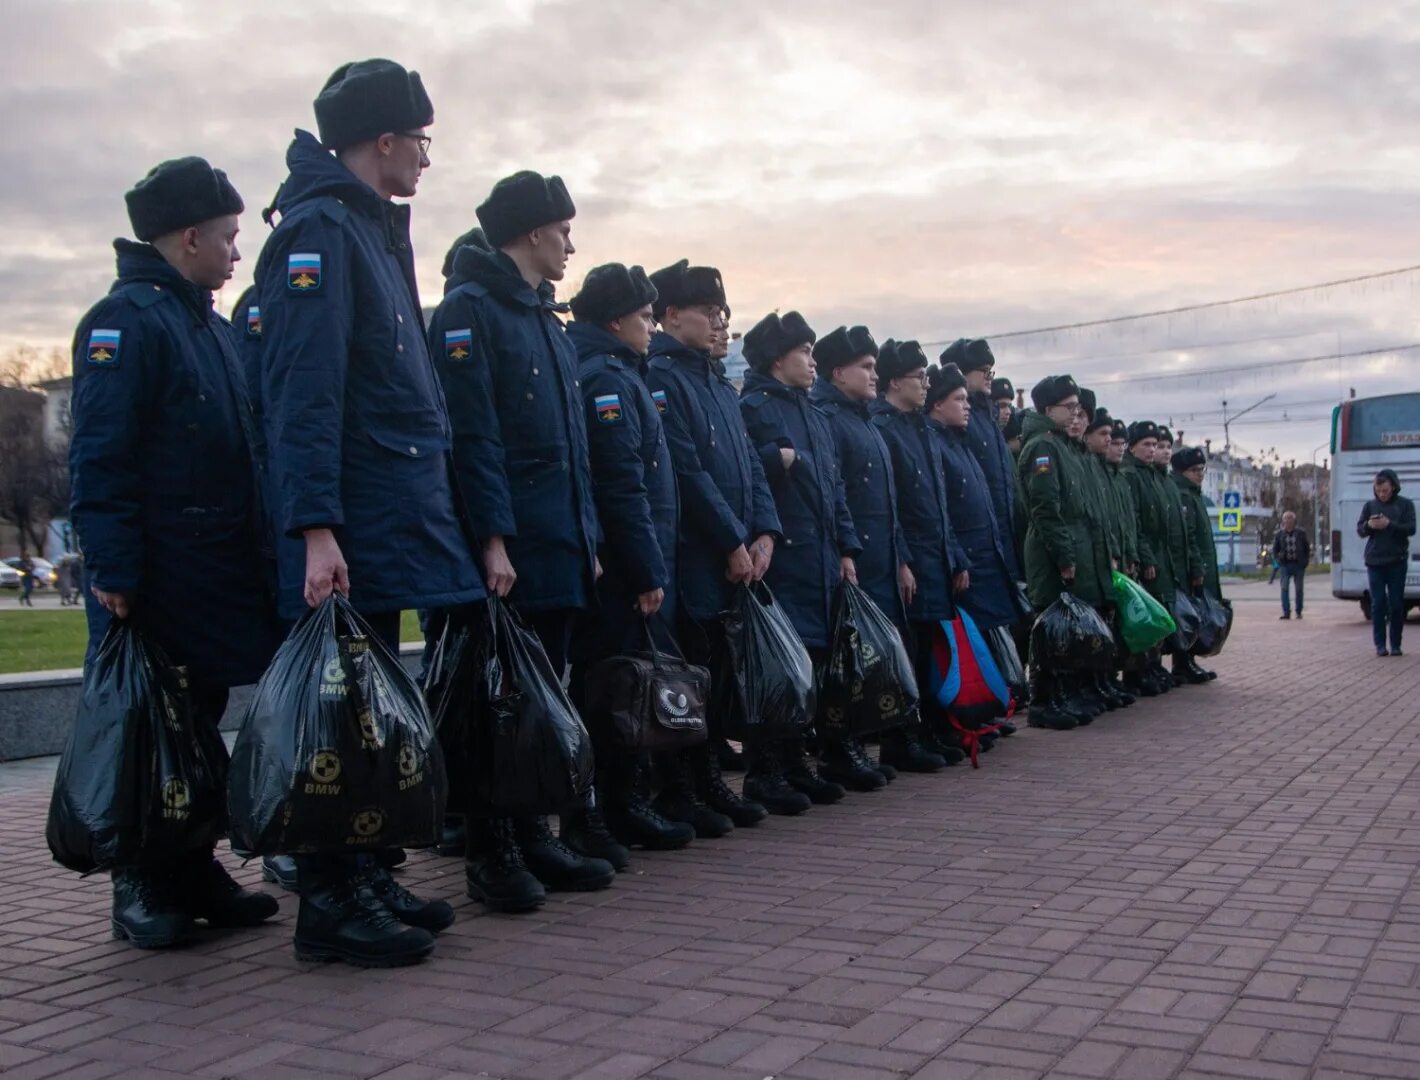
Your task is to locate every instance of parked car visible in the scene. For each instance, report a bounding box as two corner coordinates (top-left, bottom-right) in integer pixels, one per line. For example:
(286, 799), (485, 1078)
(0, 564), (19, 589)
(3, 557), (57, 589)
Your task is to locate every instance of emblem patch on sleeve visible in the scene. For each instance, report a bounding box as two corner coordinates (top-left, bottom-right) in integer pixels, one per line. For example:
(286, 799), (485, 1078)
(287, 252), (322, 291)
(246, 306), (262, 337)
(595, 393), (623, 423)
(1032, 454), (1052, 475)
(444, 329), (473, 361)
(87, 328), (121, 366)
(652, 389), (668, 413)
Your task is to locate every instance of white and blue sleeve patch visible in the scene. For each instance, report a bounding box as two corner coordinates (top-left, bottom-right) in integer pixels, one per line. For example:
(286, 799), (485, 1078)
(595, 393), (623, 424)
(86, 328), (121, 367)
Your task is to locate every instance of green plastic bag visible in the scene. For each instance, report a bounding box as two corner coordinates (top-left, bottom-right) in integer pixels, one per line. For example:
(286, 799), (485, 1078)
(1112, 571), (1177, 654)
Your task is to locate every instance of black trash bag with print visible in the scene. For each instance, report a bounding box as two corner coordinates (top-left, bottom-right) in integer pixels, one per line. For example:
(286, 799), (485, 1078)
(984, 624), (1029, 703)
(1028, 591), (1115, 672)
(1191, 591), (1233, 658)
(47, 622), (228, 873)
(817, 580), (919, 739)
(422, 612), (481, 814)
(474, 596), (595, 815)
(227, 594), (446, 854)
(1166, 592), (1202, 653)
(722, 582), (817, 742)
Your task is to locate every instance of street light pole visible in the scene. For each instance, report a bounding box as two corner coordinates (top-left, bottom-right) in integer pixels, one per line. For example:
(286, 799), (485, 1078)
(1311, 439), (1330, 562)
(1219, 393), (1277, 571)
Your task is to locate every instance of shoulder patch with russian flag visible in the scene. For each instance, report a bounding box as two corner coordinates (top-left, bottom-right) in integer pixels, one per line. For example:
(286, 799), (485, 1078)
(1032, 454), (1052, 475)
(87, 328), (121, 367)
(595, 393), (623, 424)
(444, 328), (473, 361)
(652, 389), (668, 413)
(287, 252), (321, 291)
(246, 306), (261, 337)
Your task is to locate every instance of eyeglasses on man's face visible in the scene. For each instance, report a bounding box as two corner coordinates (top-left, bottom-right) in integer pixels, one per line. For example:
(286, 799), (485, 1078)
(398, 132), (432, 155)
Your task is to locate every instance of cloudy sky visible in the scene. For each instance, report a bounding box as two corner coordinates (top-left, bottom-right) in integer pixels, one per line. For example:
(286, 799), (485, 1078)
(5, 0), (1419, 462)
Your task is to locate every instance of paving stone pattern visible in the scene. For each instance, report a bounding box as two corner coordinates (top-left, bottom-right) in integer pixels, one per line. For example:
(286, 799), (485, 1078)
(2, 581), (1417, 1079)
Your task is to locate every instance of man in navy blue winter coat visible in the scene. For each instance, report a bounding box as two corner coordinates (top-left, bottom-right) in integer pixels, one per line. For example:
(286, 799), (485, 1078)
(566, 264), (696, 857)
(811, 327), (947, 774)
(428, 171), (613, 908)
(69, 157), (284, 952)
(642, 260), (779, 828)
(942, 338), (1021, 582)
(869, 341), (968, 765)
(740, 313), (880, 801)
(257, 60), (479, 966)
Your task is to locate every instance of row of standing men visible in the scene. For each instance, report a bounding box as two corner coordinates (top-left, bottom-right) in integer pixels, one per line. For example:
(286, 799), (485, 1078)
(66, 58), (1220, 969)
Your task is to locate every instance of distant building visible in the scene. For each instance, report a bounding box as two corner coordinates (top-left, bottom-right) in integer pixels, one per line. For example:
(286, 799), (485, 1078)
(37, 376), (72, 451)
(722, 336), (747, 385)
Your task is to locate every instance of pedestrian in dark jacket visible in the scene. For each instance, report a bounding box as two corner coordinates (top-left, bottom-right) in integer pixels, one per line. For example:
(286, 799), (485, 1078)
(565, 264), (694, 857)
(812, 329), (945, 774)
(256, 60), (474, 964)
(69, 157), (282, 952)
(427, 170), (612, 907)
(942, 338), (1021, 580)
(870, 341), (967, 765)
(741, 312), (880, 800)
(642, 260), (778, 829)
(1358, 468), (1415, 656)
(1271, 511), (1311, 620)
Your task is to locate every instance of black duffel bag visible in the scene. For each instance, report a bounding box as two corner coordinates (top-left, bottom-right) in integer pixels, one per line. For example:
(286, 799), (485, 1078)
(583, 616), (710, 753)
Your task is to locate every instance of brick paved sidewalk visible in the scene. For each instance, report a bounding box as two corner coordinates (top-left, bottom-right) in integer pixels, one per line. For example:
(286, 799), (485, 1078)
(2, 582), (1417, 1080)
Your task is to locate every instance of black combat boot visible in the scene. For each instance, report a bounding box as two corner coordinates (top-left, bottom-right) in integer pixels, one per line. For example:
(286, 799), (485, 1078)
(604, 757), (694, 850)
(363, 861), (455, 932)
(743, 743), (812, 815)
(918, 725), (966, 766)
(294, 863), (435, 967)
(1174, 653), (1210, 685)
(655, 750), (735, 837)
(694, 744), (769, 826)
(852, 738), (896, 781)
(880, 727), (948, 773)
(1026, 673), (1078, 731)
(1107, 674), (1136, 706)
(561, 797), (632, 871)
(179, 851), (279, 928)
(1057, 674), (1097, 725)
(1189, 657), (1217, 681)
(261, 855), (300, 891)
(111, 867), (194, 949)
(781, 739), (847, 804)
(819, 739), (888, 791)
(516, 816), (616, 892)
(465, 816), (546, 914)
(1092, 672), (1124, 710)
(434, 815), (466, 857)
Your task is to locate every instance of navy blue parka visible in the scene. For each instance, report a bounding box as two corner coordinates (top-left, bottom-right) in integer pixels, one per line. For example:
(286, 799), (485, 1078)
(567, 320), (678, 655)
(934, 421), (1027, 630)
(642, 332), (780, 622)
(70, 241), (284, 687)
(966, 388), (1022, 580)
(869, 398), (965, 623)
(740, 371), (861, 649)
(255, 130), (485, 619)
(428, 245), (598, 615)
(809, 379), (908, 631)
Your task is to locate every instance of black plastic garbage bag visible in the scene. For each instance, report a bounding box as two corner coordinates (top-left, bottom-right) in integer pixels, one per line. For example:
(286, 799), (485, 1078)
(1192, 592), (1233, 658)
(422, 615), (480, 814)
(818, 581), (918, 739)
(984, 624), (1028, 702)
(47, 622), (228, 873)
(475, 596), (595, 815)
(1166, 592), (1201, 653)
(228, 594), (446, 855)
(1029, 591), (1115, 672)
(722, 583), (816, 742)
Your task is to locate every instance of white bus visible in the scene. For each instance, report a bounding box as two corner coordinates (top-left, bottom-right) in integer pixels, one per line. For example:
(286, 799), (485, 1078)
(1330, 392), (1420, 618)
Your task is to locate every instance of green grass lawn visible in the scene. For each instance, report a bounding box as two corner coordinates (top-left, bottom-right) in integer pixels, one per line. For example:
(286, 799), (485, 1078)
(0, 607), (427, 675)
(0, 609), (89, 674)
